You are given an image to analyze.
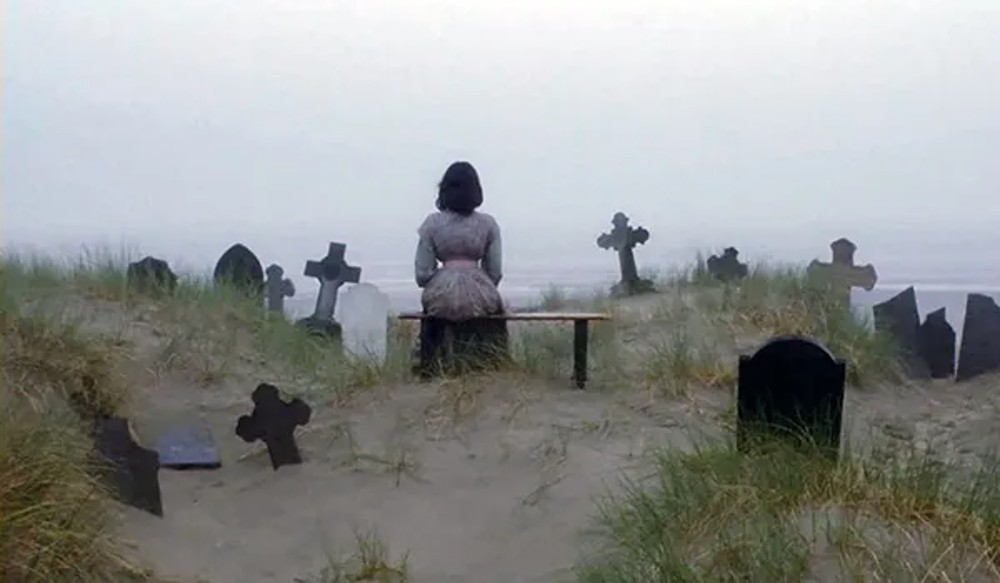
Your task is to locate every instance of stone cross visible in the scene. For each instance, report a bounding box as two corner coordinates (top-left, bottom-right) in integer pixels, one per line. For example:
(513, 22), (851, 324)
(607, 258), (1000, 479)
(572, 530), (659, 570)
(264, 264), (295, 313)
(304, 242), (362, 322)
(235, 383), (312, 470)
(596, 211), (654, 296)
(806, 238), (877, 305)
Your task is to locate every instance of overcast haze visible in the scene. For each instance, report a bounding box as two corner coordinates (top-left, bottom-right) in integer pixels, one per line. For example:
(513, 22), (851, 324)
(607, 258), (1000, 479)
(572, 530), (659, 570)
(3, 0), (999, 271)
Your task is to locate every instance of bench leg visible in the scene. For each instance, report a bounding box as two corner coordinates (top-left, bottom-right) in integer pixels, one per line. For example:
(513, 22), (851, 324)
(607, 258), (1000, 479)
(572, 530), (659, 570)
(573, 320), (589, 389)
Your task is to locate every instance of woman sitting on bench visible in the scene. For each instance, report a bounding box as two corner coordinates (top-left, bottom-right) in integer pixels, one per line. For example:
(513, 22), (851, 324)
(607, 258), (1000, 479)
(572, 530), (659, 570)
(414, 161), (508, 377)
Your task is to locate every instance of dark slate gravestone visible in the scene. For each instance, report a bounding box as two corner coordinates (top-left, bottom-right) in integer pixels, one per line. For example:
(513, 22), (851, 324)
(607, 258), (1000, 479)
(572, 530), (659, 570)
(806, 238), (877, 306)
(872, 286), (929, 379)
(213, 243), (265, 297)
(596, 211), (655, 297)
(127, 256), (178, 295)
(155, 424), (222, 470)
(235, 383), (312, 470)
(265, 263), (295, 313)
(707, 247), (749, 282)
(295, 242), (362, 339)
(737, 336), (846, 459)
(955, 293), (1000, 382)
(93, 417), (163, 517)
(917, 307), (956, 379)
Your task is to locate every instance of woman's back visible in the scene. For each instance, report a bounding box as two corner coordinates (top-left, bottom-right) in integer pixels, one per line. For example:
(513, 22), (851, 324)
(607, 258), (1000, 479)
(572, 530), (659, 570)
(419, 210), (498, 263)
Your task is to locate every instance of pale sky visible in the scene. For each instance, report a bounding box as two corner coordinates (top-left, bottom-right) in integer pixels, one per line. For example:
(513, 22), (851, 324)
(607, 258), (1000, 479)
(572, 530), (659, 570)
(3, 0), (999, 267)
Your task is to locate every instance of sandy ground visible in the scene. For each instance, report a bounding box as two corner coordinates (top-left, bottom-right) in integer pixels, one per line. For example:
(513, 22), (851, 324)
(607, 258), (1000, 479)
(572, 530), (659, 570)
(75, 295), (1000, 583)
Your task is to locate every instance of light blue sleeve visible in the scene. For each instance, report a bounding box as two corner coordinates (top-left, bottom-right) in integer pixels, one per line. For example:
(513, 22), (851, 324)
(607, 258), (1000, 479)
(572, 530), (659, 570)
(482, 219), (503, 286)
(414, 222), (438, 288)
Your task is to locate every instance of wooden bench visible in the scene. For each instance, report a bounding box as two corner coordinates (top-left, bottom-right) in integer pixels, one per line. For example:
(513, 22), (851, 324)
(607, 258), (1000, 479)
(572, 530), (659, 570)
(396, 312), (612, 389)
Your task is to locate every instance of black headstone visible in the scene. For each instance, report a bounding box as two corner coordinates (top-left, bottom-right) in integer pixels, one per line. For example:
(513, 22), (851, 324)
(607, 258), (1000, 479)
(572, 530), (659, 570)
(213, 243), (265, 296)
(917, 307), (956, 379)
(956, 293), (1000, 382)
(706, 247), (748, 282)
(872, 286), (929, 379)
(93, 417), (163, 517)
(235, 383), (312, 470)
(127, 256), (178, 295)
(737, 336), (846, 459)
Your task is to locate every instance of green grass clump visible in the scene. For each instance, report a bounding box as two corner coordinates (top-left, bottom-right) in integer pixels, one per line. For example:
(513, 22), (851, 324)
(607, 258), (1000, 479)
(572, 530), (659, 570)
(576, 440), (1000, 582)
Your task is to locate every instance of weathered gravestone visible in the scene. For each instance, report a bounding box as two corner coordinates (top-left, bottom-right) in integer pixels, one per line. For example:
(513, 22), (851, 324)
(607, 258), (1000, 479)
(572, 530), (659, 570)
(707, 247), (749, 282)
(296, 242), (362, 339)
(213, 243), (265, 297)
(94, 417), (163, 516)
(918, 307), (956, 379)
(955, 293), (1000, 382)
(264, 264), (295, 313)
(127, 256), (178, 295)
(872, 286), (929, 379)
(737, 336), (846, 459)
(596, 211), (655, 297)
(806, 238), (877, 305)
(336, 282), (390, 361)
(235, 383), (312, 470)
(155, 423), (222, 470)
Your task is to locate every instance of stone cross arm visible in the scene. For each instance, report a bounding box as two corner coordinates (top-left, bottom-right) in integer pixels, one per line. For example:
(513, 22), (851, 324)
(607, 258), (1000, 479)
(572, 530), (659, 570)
(807, 260), (878, 291)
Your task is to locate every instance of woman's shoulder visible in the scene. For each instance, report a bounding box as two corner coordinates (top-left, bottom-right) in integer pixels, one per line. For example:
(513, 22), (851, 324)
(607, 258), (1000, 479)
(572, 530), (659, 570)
(472, 211), (500, 228)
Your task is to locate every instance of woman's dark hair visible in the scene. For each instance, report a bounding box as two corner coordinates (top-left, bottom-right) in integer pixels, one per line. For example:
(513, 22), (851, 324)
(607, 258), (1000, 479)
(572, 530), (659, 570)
(436, 161), (483, 216)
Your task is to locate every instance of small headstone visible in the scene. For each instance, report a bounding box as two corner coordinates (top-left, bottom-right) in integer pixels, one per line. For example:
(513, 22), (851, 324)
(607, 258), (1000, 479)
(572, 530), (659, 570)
(872, 286), (929, 379)
(917, 307), (956, 379)
(737, 335), (846, 459)
(93, 417), (163, 517)
(706, 247), (749, 282)
(596, 211), (655, 297)
(806, 238), (877, 305)
(126, 256), (178, 295)
(296, 242), (362, 339)
(264, 264), (296, 313)
(235, 383), (312, 470)
(155, 424), (222, 470)
(336, 283), (390, 361)
(213, 243), (265, 297)
(955, 293), (1000, 382)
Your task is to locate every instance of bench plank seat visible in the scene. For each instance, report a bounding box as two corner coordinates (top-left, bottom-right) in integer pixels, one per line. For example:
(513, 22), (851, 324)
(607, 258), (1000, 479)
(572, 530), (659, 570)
(396, 311), (612, 388)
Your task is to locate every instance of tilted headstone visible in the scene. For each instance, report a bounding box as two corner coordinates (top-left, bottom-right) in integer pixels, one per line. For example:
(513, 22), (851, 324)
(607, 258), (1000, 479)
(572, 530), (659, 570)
(235, 383), (312, 470)
(955, 293), (1000, 382)
(295, 242), (362, 339)
(94, 417), (163, 517)
(264, 264), (296, 313)
(336, 282), (390, 361)
(596, 211), (655, 297)
(806, 238), (877, 306)
(737, 336), (846, 459)
(155, 423), (222, 470)
(707, 246), (749, 282)
(127, 256), (178, 295)
(213, 243), (265, 297)
(872, 286), (929, 379)
(917, 307), (956, 379)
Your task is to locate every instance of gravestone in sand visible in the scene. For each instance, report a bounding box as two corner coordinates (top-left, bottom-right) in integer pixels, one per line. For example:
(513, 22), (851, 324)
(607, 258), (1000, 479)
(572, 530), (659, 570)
(707, 246), (749, 282)
(155, 424), (222, 470)
(336, 282), (390, 361)
(94, 417), (163, 516)
(955, 293), (1000, 382)
(917, 307), (956, 379)
(235, 383), (312, 470)
(737, 336), (846, 459)
(872, 286), (929, 379)
(213, 243), (265, 297)
(264, 264), (296, 313)
(596, 211), (655, 297)
(806, 238), (877, 305)
(127, 256), (178, 295)
(296, 242), (362, 339)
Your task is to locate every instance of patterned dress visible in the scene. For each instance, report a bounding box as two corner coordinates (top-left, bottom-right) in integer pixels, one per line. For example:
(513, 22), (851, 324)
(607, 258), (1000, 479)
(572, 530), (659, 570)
(415, 210), (505, 321)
